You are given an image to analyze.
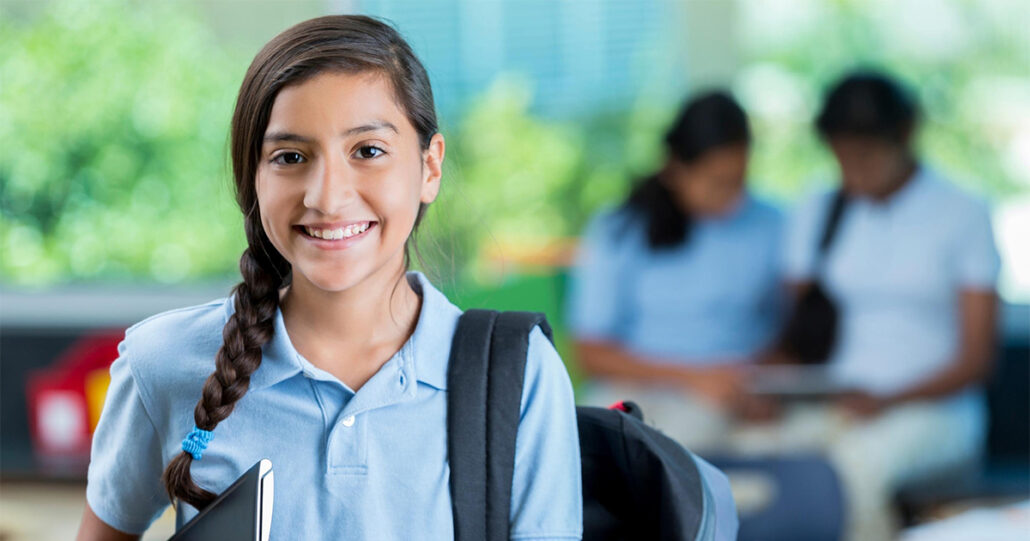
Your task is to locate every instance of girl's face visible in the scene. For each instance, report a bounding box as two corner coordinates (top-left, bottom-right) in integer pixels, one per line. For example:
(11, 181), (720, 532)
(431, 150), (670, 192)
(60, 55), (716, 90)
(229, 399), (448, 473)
(828, 135), (910, 200)
(665, 143), (748, 217)
(256, 71), (444, 294)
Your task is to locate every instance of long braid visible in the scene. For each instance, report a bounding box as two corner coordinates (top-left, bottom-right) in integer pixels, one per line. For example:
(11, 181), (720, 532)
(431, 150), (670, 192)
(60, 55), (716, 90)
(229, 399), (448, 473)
(161, 242), (284, 510)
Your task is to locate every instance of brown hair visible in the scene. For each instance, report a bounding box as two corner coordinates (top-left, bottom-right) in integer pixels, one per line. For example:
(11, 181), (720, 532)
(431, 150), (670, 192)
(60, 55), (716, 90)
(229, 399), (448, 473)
(161, 14), (439, 510)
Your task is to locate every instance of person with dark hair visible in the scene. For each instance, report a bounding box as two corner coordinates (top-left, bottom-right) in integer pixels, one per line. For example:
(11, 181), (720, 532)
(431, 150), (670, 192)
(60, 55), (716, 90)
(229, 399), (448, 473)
(77, 16), (582, 540)
(566, 91), (784, 450)
(763, 70), (1001, 540)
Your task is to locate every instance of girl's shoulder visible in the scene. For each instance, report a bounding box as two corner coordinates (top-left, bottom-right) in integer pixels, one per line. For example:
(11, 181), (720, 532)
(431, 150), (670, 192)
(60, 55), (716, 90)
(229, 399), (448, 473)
(123, 295), (231, 360)
(407, 272), (572, 396)
(913, 166), (990, 216)
(118, 296), (233, 412)
(580, 205), (646, 252)
(125, 296), (231, 340)
(744, 192), (784, 220)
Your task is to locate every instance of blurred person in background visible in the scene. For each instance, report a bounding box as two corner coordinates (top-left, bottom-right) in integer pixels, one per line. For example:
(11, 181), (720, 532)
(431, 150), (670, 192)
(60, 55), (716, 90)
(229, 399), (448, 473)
(753, 70), (1001, 541)
(566, 91), (784, 451)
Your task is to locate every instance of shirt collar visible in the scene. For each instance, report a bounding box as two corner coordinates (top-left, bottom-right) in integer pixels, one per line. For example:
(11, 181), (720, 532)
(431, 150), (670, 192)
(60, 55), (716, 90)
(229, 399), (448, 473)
(246, 294), (304, 392)
(858, 163), (931, 210)
(244, 271), (459, 393)
(404, 271), (461, 390)
(896, 164), (932, 202)
(704, 190), (755, 225)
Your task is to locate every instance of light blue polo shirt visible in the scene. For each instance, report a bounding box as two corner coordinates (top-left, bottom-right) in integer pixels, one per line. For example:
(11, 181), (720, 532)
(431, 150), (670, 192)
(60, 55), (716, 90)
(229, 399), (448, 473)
(567, 192), (784, 362)
(86, 272), (582, 540)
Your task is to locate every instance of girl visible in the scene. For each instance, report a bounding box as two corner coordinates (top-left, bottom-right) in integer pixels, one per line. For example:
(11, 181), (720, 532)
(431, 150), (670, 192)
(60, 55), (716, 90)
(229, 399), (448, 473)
(771, 70), (1000, 540)
(77, 16), (582, 541)
(566, 91), (784, 451)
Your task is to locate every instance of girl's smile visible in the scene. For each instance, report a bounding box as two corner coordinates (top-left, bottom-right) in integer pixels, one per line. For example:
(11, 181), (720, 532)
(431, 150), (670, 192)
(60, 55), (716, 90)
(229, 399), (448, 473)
(295, 220), (377, 250)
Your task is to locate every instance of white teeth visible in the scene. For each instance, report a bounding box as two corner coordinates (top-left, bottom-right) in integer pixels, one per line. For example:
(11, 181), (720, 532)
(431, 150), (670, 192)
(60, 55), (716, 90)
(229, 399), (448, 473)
(304, 223), (370, 240)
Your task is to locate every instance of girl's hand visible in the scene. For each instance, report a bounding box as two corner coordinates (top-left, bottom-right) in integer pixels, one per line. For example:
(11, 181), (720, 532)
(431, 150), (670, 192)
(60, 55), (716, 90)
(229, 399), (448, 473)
(680, 365), (747, 407)
(836, 391), (891, 418)
(732, 392), (783, 423)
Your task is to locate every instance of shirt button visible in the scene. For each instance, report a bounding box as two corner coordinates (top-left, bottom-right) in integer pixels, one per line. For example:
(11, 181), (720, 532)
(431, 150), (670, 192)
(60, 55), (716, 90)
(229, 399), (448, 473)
(342, 415), (355, 427)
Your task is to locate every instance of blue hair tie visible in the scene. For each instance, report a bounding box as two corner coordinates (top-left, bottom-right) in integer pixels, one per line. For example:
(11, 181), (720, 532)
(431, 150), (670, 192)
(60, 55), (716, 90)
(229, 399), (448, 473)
(181, 426), (214, 460)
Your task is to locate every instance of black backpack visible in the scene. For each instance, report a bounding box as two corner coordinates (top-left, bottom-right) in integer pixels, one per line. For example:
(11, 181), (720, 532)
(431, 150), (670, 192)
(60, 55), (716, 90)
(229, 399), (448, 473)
(446, 309), (730, 541)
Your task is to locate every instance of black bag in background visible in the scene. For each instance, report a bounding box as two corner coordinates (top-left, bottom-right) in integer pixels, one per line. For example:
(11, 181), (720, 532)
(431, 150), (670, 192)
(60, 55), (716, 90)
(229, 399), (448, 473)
(777, 190), (849, 364)
(447, 309), (729, 541)
(577, 401), (719, 540)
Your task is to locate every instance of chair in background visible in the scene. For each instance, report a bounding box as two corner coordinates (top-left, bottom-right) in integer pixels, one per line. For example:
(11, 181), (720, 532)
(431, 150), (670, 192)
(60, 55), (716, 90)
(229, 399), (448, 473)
(706, 454), (845, 541)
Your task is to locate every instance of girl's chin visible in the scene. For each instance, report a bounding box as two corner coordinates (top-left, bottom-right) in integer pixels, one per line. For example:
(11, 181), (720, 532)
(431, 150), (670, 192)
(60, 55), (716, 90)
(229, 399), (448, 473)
(293, 262), (402, 294)
(293, 267), (370, 293)
(287, 247), (407, 294)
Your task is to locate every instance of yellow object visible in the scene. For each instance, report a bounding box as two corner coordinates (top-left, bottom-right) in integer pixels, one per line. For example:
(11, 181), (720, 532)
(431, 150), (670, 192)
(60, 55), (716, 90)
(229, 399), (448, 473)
(85, 368), (111, 434)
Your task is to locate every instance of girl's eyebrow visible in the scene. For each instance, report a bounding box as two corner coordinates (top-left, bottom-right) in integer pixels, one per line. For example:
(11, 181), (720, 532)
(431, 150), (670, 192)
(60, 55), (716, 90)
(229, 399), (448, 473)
(342, 121), (399, 136)
(263, 132), (314, 144)
(263, 121), (399, 144)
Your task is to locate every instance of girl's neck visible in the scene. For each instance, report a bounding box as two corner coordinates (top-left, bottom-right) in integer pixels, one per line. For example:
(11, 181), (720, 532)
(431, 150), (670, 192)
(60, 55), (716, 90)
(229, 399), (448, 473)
(871, 155), (919, 203)
(278, 263), (421, 382)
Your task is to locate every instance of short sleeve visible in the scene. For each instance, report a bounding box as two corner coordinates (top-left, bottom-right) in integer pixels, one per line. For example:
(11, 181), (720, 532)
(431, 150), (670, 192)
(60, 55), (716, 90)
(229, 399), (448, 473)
(86, 343), (170, 534)
(953, 199), (1000, 290)
(783, 191), (833, 282)
(565, 211), (628, 341)
(509, 327), (583, 540)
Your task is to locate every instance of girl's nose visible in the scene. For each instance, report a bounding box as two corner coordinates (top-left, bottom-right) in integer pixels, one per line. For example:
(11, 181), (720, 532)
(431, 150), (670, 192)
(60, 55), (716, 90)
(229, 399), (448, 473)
(303, 154), (356, 213)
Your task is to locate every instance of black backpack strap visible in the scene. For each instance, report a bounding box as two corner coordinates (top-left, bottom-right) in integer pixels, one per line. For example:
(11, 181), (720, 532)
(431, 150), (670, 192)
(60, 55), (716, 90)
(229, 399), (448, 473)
(447, 309), (553, 541)
(816, 189), (848, 257)
(448, 308), (497, 541)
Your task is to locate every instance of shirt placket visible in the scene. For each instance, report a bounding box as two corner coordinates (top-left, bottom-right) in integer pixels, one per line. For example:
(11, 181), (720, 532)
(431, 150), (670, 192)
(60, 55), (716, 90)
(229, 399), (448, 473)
(312, 342), (419, 477)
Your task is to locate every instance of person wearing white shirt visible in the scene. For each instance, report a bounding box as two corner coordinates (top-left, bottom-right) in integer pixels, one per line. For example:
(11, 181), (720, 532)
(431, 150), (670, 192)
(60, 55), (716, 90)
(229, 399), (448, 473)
(759, 71), (1001, 541)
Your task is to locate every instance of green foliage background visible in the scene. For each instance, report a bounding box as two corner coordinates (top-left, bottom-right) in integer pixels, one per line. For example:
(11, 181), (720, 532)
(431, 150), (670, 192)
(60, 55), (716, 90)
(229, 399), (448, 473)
(1, 1), (247, 285)
(2, 0), (1025, 287)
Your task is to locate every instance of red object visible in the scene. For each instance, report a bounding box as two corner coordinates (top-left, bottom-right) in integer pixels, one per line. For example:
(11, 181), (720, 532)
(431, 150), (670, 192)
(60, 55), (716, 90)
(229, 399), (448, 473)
(26, 331), (124, 461)
(608, 400), (629, 412)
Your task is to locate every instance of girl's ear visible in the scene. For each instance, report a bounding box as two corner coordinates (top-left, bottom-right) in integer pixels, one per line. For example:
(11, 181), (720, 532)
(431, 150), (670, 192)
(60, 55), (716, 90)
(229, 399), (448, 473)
(420, 133), (445, 204)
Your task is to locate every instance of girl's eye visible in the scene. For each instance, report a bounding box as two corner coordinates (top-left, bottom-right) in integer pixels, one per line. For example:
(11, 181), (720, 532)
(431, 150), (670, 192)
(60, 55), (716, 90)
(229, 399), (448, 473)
(354, 145), (385, 160)
(272, 151), (305, 165)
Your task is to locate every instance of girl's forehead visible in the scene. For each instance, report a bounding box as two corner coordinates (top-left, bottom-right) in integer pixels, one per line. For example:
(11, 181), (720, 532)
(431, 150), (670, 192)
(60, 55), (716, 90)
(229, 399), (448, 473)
(265, 71), (412, 138)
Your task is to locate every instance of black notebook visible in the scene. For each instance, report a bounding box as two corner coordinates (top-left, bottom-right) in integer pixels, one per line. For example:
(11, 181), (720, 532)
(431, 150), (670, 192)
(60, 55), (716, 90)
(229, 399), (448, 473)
(168, 459), (274, 541)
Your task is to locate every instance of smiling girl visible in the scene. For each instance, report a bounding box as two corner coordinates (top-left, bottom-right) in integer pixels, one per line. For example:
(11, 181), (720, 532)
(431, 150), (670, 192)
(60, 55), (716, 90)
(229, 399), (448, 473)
(77, 16), (581, 541)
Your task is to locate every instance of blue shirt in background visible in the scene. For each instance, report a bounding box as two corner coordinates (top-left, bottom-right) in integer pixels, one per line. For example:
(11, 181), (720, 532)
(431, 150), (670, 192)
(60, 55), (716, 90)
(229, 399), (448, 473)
(86, 272), (583, 540)
(567, 192), (785, 363)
